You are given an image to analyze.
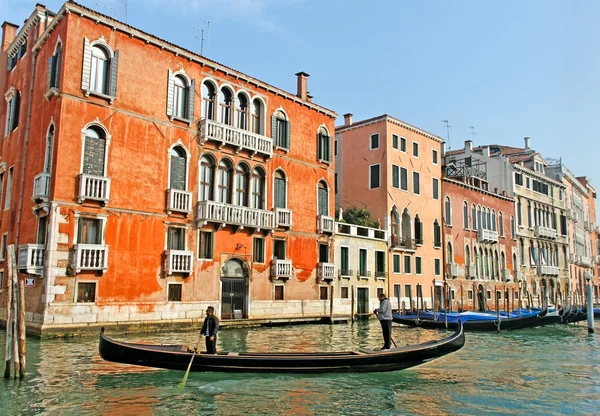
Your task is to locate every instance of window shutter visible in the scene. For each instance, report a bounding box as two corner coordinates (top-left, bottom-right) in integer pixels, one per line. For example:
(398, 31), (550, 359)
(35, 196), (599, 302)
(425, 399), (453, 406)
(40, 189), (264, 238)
(327, 135), (332, 161)
(274, 178), (286, 208)
(54, 47), (61, 89)
(170, 155), (186, 190)
(108, 50), (119, 98)
(81, 38), (92, 91)
(166, 70), (174, 117)
(187, 79), (195, 121)
(271, 114), (277, 142)
(46, 56), (54, 90)
(285, 120), (291, 149)
(11, 92), (20, 131)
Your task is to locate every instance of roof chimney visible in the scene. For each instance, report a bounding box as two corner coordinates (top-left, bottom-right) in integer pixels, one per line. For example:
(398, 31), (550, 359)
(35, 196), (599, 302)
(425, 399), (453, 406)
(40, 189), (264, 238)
(524, 137), (530, 150)
(295, 71), (309, 101)
(344, 113), (353, 126)
(465, 140), (473, 151)
(2, 21), (19, 52)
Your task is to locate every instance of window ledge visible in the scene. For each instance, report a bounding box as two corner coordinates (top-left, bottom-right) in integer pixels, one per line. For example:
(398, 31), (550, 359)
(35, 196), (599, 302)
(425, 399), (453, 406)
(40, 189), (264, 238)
(84, 89), (116, 104)
(170, 115), (193, 126)
(44, 87), (59, 101)
(318, 158), (331, 165)
(275, 145), (290, 153)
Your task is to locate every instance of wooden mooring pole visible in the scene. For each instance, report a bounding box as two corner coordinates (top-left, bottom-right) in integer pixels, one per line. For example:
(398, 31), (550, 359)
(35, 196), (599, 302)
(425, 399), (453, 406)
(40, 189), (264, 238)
(18, 278), (26, 377)
(3, 245), (13, 379)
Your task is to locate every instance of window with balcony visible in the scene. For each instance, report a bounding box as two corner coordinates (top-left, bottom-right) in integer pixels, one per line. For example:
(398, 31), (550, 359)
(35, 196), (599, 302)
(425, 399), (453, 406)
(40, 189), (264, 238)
(4, 90), (20, 136)
(273, 239), (286, 260)
(167, 72), (195, 121)
(167, 283), (182, 302)
(275, 285), (284, 300)
(199, 155), (215, 201)
(317, 126), (332, 162)
(340, 246), (350, 275)
(272, 109), (290, 149)
(167, 226), (185, 251)
(169, 146), (187, 191)
(82, 126), (107, 177)
(359, 249), (367, 276)
(370, 133), (379, 149)
(319, 243), (329, 263)
(217, 159), (233, 204)
(219, 87), (234, 125)
(47, 41), (62, 91)
(273, 170), (287, 209)
(251, 98), (263, 134)
(76, 282), (96, 303)
(202, 80), (216, 120)
(235, 163), (250, 206)
(369, 164), (380, 189)
(317, 181), (329, 216)
(236, 92), (249, 130)
(44, 124), (54, 174)
(251, 167), (266, 209)
(37, 216), (47, 244)
(253, 237), (265, 263)
(198, 231), (213, 259)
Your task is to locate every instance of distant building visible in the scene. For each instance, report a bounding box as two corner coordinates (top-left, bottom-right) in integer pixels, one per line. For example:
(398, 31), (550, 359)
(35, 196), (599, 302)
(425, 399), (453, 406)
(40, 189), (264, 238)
(0, 2), (337, 335)
(442, 141), (518, 311)
(335, 114), (444, 310)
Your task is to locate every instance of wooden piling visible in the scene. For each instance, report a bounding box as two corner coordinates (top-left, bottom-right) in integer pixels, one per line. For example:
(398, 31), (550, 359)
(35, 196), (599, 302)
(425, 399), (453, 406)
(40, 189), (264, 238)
(329, 285), (334, 324)
(11, 247), (19, 378)
(4, 246), (14, 379)
(18, 278), (26, 378)
(351, 285), (355, 323)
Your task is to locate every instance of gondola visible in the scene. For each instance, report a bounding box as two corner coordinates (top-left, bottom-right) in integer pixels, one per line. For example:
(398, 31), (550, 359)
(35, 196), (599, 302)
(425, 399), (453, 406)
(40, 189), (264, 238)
(392, 308), (548, 331)
(98, 325), (465, 374)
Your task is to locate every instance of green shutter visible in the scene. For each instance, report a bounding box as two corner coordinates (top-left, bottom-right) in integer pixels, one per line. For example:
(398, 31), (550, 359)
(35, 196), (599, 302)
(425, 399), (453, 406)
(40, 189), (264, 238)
(187, 79), (196, 121)
(46, 56), (54, 90)
(285, 120), (291, 149)
(11, 92), (20, 131)
(271, 114), (277, 142)
(327, 135), (332, 162)
(166, 70), (174, 116)
(108, 50), (119, 98)
(54, 46), (61, 89)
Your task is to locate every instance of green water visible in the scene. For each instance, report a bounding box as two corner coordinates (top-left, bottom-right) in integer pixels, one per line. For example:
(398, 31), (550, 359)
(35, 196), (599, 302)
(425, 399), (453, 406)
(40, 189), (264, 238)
(1, 320), (599, 415)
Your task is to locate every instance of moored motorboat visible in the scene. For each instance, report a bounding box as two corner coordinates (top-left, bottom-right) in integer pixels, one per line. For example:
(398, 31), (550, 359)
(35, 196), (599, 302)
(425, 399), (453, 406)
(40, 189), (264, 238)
(98, 325), (465, 374)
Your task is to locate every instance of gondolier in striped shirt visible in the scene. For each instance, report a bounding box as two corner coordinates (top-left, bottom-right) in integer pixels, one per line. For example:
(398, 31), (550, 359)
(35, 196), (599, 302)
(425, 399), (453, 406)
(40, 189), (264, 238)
(200, 306), (219, 354)
(374, 293), (393, 350)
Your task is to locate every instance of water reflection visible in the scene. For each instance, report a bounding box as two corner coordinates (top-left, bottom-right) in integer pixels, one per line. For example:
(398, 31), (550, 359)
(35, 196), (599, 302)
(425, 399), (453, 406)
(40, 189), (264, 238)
(1, 320), (600, 415)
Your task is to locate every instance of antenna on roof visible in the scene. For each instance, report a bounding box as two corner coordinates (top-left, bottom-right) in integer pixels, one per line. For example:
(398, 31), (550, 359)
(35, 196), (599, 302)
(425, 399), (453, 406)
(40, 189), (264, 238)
(468, 125), (476, 141)
(193, 18), (211, 56)
(96, 2), (114, 17)
(441, 120), (451, 150)
(123, 0), (128, 23)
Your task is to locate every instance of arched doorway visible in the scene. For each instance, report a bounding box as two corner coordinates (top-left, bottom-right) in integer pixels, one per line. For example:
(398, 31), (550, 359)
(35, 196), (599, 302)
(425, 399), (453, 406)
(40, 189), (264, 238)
(477, 284), (485, 312)
(221, 258), (249, 320)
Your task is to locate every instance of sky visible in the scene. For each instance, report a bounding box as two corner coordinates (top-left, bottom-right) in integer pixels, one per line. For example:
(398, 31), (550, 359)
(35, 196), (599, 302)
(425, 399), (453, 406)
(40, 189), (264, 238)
(3, 0), (600, 207)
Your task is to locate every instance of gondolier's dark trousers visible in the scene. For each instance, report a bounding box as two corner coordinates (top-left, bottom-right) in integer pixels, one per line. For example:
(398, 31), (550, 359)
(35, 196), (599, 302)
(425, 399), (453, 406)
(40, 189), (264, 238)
(380, 319), (392, 349)
(205, 336), (217, 354)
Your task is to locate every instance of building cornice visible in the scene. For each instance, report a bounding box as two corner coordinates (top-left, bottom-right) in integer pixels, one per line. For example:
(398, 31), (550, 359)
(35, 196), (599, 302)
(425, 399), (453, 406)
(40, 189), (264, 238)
(513, 164), (565, 188)
(32, 1), (337, 119)
(7, 9), (47, 57)
(336, 114), (444, 143)
(442, 177), (515, 203)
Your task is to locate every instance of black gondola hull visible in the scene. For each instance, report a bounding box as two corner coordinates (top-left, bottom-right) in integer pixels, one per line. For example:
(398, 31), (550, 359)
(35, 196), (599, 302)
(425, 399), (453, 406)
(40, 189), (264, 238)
(98, 325), (465, 374)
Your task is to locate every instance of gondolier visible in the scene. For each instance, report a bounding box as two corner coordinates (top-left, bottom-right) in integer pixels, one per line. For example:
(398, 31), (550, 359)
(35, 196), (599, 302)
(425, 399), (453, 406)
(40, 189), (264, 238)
(374, 293), (393, 350)
(200, 306), (219, 354)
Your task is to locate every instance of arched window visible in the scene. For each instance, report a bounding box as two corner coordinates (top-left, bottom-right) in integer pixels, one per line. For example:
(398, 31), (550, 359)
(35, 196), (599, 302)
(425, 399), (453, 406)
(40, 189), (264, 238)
(498, 211), (504, 237)
(173, 75), (189, 119)
(510, 215), (515, 239)
(44, 124), (54, 174)
(251, 98), (263, 134)
(517, 198), (522, 226)
(401, 208), (411, 243)
(491, 210), (496, 231)
(199, 155), (215, 201)
(446, 242), (453, 264)
(251, 167), (266, 209)
(317, 181), (329, 216)
(82, 126), (107, 176)
(478, 248), (484, 278)
(472, 203), (477, 230)
(317, 126), (331, 162)
(414, 215), (422, 245)
(391, 208), (400, 245)
(219, 87), (233, 125)
(463, 201), (469, 229)
(217, 159), (233, 203)
(90, 45), (110, 94)
(486, 208), (491, 230)
(202, 81), (216, 120)
(512, 253), (517, 273)
(273, 110), (290, 149)
(168, 146), (187, 190)
(444, 196), (452, 226)
(49, 42), (62, 89)
(235, 163), (250, 206)
(273, 170), (287, 208)
(433, 219), (441, 247)
(236, 93), (248, 130)
(527, 201), (532, 228)
(477, 206), (482, 230)
(520, 238), (525, 265)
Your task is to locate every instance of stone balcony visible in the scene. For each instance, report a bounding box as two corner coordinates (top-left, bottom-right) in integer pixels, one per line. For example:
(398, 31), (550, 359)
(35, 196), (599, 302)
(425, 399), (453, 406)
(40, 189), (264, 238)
(465, 264), (477, 279)
(502, 269), (512, 282)
(446, 263), (459, 278)
(166, 189), (192, 215)
(578, 255), (592, 268)
(317, 262), (335, 281)
(166, 249), (193, 274)
(197, 200), (274, 231)
(77, 173), (111, 204)
(73, 244), (109, 274)
(538, 265), (559, 276)
(357, 270), (371, 279)
(390, 236), (416, 252)
(274, 208), (292, 228)
(477, 228), (498, 244)
(535, 225), (557, 239)
(317, 215), (335, 234)
(271, 259), (292, 280)
(338, 269), (353, 279)
(32, 172), (51, 201)
(336, 223), (387, 241)
(198, 118), (273, 158)
(17, 244), (45, 275)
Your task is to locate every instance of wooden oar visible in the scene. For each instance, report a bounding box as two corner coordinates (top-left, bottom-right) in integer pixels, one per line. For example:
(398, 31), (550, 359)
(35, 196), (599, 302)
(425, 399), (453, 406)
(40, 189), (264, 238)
(177, 337), (203, 391)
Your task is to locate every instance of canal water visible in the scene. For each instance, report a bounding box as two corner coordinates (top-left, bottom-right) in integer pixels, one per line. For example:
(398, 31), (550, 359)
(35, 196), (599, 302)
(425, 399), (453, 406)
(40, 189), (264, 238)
(1, 319), (599, 415)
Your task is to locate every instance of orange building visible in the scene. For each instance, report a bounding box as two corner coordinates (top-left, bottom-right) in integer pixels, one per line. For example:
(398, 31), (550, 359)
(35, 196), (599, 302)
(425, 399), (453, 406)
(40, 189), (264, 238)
(0, 2), (337, 335)
(335, 114), (444, 311)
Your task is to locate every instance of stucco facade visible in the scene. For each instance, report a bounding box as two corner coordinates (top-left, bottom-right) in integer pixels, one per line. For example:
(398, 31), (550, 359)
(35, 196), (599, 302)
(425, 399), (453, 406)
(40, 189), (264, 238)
(335, 114), (444, 310)
(0, 2), (338, 335)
